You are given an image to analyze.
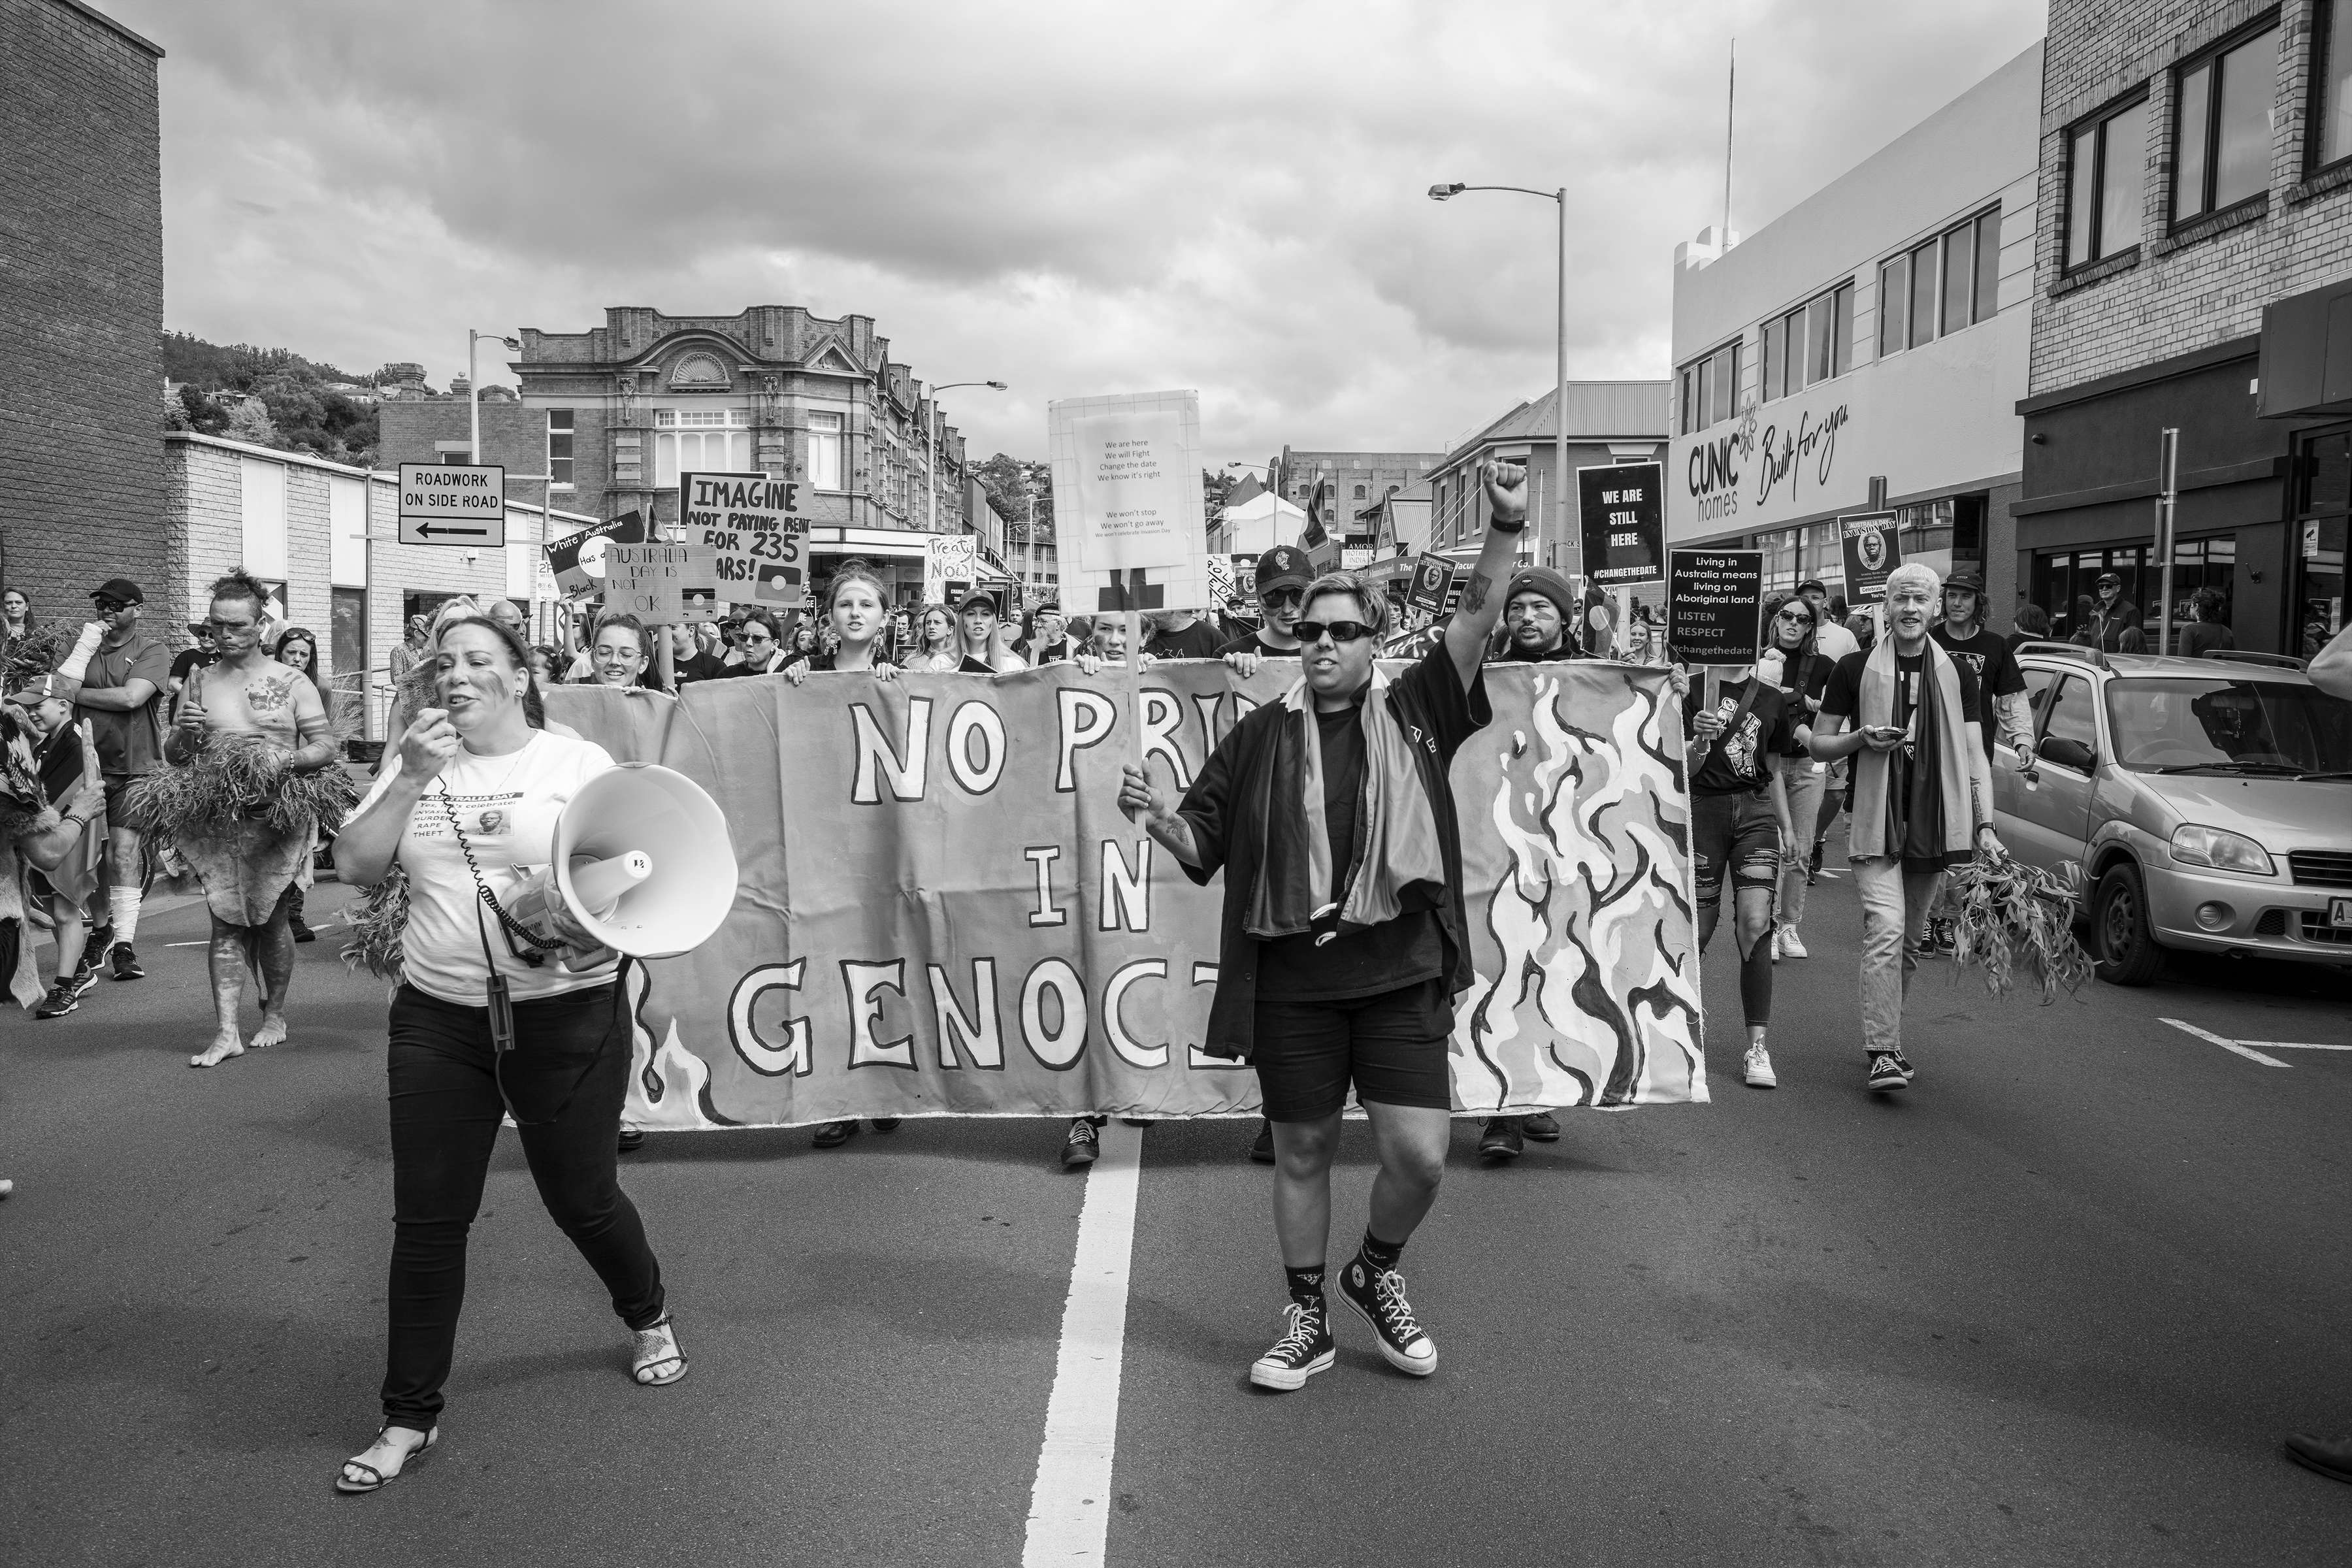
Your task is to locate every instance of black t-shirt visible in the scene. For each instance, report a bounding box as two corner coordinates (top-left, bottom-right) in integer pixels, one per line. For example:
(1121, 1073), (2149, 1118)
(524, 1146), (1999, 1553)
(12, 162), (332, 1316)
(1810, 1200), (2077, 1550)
(1026, 637), (1077, 666)
(36, 723), (84, 806)
(2178, 621), (2235, 659)
(1682, 677), (1793, 795)
(1214, 631), (1299, 659)
(1820, 649), (1984, 863)
(1255, 702), (1448, 1000)
(672, 650), (729, 684)
(1145, 620), (1226, 661)
(169, 648), (215, 683)
(1929, 624), (2027, 761)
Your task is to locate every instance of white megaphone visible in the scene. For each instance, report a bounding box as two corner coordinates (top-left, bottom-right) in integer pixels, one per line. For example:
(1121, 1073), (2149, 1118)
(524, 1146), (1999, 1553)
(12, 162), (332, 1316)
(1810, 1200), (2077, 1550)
(505, 762), (739, 970)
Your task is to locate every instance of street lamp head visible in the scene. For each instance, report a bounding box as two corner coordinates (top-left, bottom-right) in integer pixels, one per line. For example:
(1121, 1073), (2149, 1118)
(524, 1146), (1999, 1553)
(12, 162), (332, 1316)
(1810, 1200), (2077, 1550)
(986, 380), (1007, 390)
(1428, 182), (1465, 201)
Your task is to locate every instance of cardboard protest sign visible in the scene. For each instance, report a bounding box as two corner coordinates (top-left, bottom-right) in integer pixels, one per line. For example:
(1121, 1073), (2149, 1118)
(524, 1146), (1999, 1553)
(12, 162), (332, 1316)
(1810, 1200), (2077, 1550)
(1578, 462), (1664, 585)
(1666, 547), (1765, 664)
(545, 511), (646, 596)
(542, 661), (1706, 1130)
(1203, 551), (1236, 608)
(1839, 512), (1901, 602)
(1049, 390), (1209, 610)
(1406, 553), (1457, 615)
(606, 543), (698, 623)
(923, 534), (978, 603)
(681, 470), (809, 610)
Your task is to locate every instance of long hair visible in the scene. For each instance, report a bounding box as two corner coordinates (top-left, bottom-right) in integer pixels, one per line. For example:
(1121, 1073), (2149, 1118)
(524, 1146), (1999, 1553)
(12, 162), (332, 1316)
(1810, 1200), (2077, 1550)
(955, 596), (1001, 662)
(916, 603), (956, 655)
(824, 559), (889, 620)
(272, 625), (319, 676)
(432, 613), (546, 729)
(1762, 592), (1820, 698)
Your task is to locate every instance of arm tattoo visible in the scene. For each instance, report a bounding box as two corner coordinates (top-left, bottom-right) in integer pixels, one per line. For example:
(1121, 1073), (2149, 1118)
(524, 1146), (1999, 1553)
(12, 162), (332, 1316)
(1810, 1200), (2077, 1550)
(1461, 572), (1493, 613)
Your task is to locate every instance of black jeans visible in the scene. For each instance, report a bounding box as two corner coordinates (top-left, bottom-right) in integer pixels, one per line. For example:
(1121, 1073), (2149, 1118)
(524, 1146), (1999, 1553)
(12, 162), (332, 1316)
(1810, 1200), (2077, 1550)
(381, 980), (665, 1433)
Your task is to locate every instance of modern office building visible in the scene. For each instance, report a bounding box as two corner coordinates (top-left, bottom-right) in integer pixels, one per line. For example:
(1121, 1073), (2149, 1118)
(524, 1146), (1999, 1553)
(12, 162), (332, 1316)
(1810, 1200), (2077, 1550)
(2018, 0), (2352, 654)
(1667, 42), (2042, 619)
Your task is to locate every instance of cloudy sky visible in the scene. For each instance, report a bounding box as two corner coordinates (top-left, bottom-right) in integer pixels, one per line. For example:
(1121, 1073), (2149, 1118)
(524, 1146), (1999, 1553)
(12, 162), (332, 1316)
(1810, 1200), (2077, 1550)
(113, 0), (2042, 464)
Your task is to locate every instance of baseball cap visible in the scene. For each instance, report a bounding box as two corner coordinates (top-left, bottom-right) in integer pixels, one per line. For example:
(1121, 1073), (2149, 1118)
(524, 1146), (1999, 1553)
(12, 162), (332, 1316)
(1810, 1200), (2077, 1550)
(1256, 546), (1312, 593)
(3, 674), (70, 708)
(2095, 571), (2122, 587)
(957, 588), (999, 612)
(90, 578), (144, 606)
(1945, 572), (1986, 595)
(1795, 578), (1827, 595)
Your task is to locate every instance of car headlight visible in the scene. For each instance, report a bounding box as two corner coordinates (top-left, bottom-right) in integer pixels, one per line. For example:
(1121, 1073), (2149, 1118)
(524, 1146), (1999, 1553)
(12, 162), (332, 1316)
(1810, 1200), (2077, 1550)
(2170, 824), (2276, 875)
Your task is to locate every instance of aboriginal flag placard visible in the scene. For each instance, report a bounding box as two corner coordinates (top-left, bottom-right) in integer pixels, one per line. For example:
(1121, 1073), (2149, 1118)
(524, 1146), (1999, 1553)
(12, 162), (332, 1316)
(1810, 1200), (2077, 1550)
(543, 659), (1706, 1131)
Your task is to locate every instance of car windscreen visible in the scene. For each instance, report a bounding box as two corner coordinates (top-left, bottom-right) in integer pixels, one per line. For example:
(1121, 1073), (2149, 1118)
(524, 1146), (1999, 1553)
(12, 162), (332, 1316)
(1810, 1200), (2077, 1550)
(2103, 677), (2352, 775)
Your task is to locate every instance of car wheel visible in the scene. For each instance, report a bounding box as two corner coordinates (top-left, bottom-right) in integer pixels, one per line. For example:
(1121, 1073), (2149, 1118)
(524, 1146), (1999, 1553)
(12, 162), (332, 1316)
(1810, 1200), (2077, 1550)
(2093, 862), (2163, 987)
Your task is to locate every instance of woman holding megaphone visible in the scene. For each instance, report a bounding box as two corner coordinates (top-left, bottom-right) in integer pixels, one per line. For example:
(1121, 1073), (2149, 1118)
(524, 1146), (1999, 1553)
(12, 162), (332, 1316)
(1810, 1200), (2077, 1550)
(329, 615), (683, 1495)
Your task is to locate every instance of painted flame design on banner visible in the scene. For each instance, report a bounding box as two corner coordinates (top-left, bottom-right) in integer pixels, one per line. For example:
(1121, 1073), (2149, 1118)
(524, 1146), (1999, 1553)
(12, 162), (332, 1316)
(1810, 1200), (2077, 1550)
(1460, 669), (1707, 1109)
(621, 960), (736, 1130)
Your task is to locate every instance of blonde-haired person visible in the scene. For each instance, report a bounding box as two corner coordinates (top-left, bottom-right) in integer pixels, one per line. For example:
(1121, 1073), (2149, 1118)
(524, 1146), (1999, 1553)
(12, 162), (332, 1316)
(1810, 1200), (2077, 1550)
(1808, 562), (2021, 1093)
(952, 589), (1026, 674)
(900, 603), (961, 672)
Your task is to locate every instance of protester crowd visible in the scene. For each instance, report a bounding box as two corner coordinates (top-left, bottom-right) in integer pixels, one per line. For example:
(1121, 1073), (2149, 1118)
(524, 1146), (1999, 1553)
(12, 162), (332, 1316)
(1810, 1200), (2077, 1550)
(7, 476), (2352, 1489)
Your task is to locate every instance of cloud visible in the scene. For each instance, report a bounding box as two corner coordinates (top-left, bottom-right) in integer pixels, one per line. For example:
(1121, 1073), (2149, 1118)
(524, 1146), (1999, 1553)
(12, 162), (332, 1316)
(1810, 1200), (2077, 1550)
(114, 0), (2042, 461)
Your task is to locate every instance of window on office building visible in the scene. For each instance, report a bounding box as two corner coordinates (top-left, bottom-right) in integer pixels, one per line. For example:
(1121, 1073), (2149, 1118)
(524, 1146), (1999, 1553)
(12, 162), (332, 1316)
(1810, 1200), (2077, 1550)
(807, 411), (843, 490)
(2065, 94), (2148, 267)
(2315, 0), (2352, 171)
(1677, 338), (1741, 432)
(547, 409), (574, 488)
(1884, 208), (2002, 353)
(654, 407), (751, 487)
(2175, 21), (2279, 224)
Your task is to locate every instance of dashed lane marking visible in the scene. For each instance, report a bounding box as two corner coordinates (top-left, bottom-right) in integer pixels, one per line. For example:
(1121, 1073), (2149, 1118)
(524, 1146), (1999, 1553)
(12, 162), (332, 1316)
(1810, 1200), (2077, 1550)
(1021, 1120), (1142, 1568)
(2161, 1018), (2291, 1068)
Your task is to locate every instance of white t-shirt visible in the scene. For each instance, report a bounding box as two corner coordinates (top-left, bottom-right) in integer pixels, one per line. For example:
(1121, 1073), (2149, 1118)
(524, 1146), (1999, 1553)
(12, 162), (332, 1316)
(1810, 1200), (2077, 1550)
(352, 731), (620, 1006)
(1812, 617), (1861, 663)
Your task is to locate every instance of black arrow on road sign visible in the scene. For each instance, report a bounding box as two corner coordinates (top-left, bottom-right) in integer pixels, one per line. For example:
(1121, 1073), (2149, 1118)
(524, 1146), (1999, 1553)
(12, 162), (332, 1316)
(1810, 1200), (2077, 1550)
(413, 522), (491, 538)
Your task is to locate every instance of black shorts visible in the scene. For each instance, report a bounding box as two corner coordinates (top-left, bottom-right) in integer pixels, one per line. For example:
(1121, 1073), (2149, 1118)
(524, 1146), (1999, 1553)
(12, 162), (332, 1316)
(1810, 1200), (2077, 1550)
(1250, 978), (1453, 1121)
(101, 773), (137, 818)
(1691, 789), (1781, 908)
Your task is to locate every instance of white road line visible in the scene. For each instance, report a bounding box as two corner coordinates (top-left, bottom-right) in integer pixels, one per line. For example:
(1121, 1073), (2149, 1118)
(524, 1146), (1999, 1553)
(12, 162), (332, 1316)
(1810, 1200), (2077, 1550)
(2241, 1041), (2352, 1052)
(1022, 1120), (1143, 1568)
(2160, 1017), (2291, 1068)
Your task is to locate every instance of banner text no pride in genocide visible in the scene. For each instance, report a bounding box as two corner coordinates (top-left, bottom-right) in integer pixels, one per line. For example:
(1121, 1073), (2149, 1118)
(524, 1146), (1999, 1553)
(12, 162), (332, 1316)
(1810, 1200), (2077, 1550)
(682, 469), (810, 610)
(543, 659), (1706, 1132)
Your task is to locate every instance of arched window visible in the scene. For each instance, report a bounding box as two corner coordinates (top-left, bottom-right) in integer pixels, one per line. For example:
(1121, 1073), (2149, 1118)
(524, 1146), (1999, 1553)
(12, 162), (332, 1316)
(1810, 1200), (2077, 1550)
(1352, 485), (1367, 499)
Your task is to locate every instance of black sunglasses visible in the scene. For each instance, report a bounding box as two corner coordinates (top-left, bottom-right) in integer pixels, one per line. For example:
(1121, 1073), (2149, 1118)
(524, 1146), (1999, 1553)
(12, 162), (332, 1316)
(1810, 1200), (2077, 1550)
(1260, 587), (1304, 608)
(1295, 619), (1373, 645)
(1775, 608), (1815, 624)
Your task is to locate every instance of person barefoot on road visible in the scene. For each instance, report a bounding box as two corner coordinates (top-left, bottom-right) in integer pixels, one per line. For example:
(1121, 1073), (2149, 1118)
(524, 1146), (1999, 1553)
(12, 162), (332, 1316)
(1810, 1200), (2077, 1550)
(160, 574), (341, 1068)
(1119, 458), (1526, 1391)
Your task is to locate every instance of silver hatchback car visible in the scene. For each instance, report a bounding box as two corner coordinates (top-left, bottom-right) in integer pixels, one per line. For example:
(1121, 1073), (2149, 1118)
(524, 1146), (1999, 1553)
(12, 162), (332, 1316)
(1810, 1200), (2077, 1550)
(1993, 644), (2352, 985)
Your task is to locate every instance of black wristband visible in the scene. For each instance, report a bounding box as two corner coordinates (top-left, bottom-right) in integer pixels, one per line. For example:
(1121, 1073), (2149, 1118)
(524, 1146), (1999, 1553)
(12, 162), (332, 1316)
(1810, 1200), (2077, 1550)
(1488, 514), (1529, 535)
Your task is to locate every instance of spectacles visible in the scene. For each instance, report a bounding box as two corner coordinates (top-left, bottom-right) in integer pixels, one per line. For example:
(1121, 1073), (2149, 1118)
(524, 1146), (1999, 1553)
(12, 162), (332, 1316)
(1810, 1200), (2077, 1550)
(95, 599), (129, 613)
(1260, 587), (1304, 609)
(742, 632), (774, 645)
(1295, 619), (1373, 645)
(1776, 608), (1814, 624)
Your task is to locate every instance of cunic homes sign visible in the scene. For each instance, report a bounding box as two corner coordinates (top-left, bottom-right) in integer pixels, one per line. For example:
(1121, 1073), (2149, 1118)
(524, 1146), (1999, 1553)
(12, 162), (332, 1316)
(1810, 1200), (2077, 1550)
(542, 661), (1707, 1131)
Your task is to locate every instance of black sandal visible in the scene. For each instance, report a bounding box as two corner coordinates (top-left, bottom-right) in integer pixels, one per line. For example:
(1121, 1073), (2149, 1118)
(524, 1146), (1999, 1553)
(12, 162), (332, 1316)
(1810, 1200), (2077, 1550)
(335, 1425), (437, 1494)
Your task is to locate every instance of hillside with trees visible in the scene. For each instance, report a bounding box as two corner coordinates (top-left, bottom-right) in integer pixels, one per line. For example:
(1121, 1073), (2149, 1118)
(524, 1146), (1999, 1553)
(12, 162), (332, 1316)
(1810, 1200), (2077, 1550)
(159, 330), (425, 467)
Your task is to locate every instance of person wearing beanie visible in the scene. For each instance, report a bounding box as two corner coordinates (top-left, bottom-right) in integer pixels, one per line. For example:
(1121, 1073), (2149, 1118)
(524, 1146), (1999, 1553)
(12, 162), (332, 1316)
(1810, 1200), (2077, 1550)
(1493, 566), (1584, 665)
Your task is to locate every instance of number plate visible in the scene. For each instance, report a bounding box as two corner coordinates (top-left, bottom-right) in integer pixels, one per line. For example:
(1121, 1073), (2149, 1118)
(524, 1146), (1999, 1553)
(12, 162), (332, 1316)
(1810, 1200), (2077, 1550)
(2331, 896), (2352, 930)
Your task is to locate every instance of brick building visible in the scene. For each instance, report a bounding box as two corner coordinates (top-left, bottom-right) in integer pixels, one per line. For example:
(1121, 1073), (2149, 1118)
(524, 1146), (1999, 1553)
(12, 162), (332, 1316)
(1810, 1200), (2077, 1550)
(379, 306), (1007, 606)
(2018, 0), (2352, 654)
(1425, 383), (1670, 589)
(1259, 448), (1446, 571)
(0, 0), (166, 623)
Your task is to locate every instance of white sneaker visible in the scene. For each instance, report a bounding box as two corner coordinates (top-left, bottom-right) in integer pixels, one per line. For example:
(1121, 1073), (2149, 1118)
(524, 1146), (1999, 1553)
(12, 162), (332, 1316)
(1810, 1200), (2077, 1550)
(1776, 924), (1808, 959)
(1769, 926), (1784, 960)
(1743, 1044), (1777, 1088)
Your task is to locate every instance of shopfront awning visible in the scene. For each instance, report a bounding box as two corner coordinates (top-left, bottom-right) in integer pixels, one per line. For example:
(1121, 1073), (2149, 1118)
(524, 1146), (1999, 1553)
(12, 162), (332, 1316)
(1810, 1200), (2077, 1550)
(2257, 278), (2352, 419)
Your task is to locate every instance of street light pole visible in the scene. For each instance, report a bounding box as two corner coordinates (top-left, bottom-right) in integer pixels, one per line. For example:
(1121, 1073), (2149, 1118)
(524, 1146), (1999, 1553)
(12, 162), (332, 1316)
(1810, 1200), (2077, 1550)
(466, 327), (520, 465)
(919, 378), (1010, 536)
(1429, 182), (1572, 572)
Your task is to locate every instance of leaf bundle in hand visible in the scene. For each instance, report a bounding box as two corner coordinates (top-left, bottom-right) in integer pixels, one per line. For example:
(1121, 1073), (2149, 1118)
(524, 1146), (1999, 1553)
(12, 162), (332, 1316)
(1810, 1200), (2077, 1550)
(1944, 855), (2095, 1004)
(122, 734), (360, 838)
(340, 865), (408, 979)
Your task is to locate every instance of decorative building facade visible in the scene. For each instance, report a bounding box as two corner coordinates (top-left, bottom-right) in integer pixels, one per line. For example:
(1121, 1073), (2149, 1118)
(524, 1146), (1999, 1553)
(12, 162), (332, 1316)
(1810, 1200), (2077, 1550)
(380, 306), (998, 603)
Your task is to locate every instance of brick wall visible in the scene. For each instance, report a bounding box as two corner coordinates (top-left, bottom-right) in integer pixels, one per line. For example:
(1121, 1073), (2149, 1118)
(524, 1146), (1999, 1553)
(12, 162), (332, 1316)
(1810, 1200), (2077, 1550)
(0, 0), (167, 624)
(2031, 0), (2352, 395)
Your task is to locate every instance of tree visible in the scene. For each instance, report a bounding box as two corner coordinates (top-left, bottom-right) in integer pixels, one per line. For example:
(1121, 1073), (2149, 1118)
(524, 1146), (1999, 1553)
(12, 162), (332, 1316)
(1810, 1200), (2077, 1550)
(974, 452), (1052, 542)
(1202, 468), (1237, 537)
(223, 397), (280, 446)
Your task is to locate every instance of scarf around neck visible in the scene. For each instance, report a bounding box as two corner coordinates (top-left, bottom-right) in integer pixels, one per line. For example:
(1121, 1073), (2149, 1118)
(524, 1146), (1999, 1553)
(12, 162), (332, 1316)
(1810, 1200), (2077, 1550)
(1247, 666), (1446, 942)
(1847, 636), (1981, 860)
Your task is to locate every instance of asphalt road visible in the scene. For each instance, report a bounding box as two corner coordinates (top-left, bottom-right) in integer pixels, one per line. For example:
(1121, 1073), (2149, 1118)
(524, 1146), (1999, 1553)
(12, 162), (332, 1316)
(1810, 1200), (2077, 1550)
(5, 847), (2350, 1568)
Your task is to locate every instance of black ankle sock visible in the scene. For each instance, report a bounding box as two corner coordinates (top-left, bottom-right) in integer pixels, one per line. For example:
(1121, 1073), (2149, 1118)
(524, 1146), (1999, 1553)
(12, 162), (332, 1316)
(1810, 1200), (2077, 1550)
(1358, 1230), (1404, 1275)
(1284, 1265), (1326, 1309)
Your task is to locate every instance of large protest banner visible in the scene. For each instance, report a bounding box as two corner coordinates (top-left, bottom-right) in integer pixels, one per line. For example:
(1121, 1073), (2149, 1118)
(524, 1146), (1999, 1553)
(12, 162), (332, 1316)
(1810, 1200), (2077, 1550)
(543, 659), (1705, 1130)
